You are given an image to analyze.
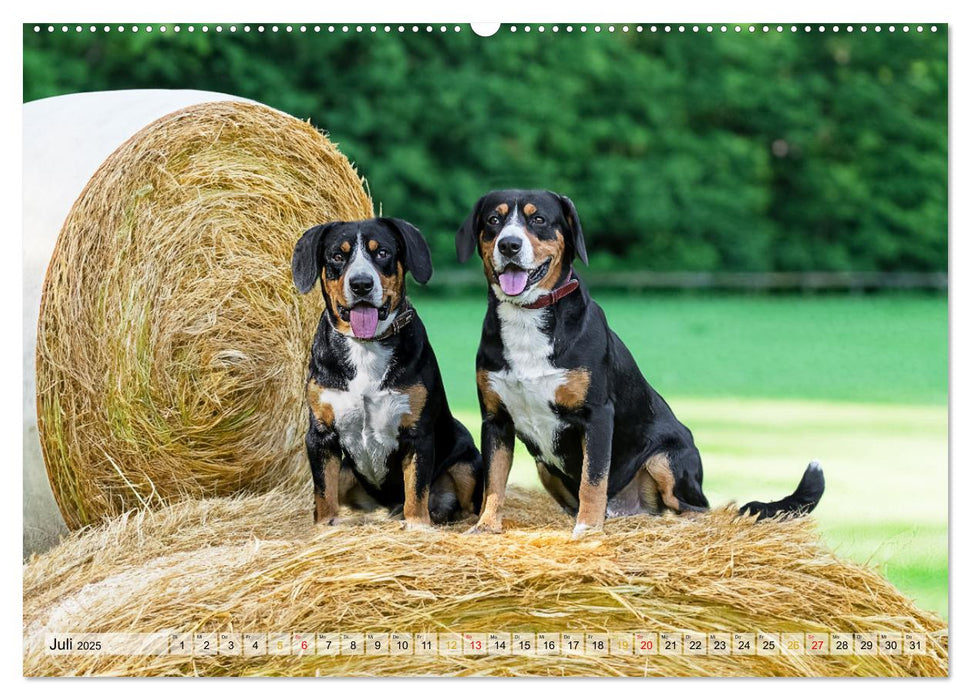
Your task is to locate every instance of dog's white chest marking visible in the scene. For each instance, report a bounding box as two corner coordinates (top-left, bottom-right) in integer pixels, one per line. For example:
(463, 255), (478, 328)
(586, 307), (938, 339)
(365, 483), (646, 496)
(318, 341), (411, 486)
(488, 303), (567, 468)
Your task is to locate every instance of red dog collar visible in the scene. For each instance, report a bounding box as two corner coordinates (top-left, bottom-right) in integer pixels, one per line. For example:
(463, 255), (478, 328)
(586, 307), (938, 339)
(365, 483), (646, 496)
(521, 269), (579, 310)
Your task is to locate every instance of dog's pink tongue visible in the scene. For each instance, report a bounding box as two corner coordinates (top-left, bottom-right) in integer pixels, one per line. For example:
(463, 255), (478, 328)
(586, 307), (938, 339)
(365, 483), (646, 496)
(349, 305), (379, 338)
(498, 270), (529, 296)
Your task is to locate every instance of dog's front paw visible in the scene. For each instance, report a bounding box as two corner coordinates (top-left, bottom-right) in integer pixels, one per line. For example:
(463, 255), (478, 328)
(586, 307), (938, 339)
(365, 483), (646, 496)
(315, 515), (342, 527)
(465, 519), (503, 535)
(571, 522), (603, 540)
(401, 520), (434, 532)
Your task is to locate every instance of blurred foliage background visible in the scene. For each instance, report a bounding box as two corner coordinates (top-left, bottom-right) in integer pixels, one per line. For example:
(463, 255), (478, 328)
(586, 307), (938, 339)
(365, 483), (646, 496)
(23, 25), (947, 276)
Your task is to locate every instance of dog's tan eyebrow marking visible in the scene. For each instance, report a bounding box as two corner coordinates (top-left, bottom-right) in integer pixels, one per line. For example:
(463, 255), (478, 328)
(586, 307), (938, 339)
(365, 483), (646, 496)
(523, 203), (537, 217)
(367, 239), (379, 252)
(495, 203), (510, 216)
(340, 241), (352, 253)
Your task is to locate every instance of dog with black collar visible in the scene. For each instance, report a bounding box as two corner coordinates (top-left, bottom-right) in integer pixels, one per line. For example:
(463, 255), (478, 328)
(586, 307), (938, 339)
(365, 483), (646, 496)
(293, 217), (482, 529)
(456, 189), (824, 537)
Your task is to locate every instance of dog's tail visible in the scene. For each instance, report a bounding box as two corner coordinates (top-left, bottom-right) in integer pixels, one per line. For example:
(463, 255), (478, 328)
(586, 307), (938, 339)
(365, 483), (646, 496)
(738, 461), (825, 521)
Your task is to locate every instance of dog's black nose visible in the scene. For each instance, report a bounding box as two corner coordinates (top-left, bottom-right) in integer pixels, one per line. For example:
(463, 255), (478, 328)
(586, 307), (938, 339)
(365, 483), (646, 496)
(498, 238), (522, 258)
(349, 275), (374, 296)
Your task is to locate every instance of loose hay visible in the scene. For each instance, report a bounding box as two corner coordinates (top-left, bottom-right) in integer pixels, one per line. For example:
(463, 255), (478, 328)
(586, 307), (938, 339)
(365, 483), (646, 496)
(23, 487), (947, 677)
(35, 101), (373, 528)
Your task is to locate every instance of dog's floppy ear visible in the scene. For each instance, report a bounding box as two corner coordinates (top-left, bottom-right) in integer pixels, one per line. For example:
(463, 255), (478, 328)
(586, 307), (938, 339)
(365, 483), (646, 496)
(292, 223), (337, 294)
(382, 217), (433, 285)
(554, 193), (588, 266)
(456, 196), (485, 263)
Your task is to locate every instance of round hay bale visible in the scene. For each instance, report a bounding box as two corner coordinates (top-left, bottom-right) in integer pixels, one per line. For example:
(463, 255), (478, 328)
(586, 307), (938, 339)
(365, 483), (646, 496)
(34, 98), (373, 531)
(23, 488), (947, 677)
(23, 90), (263, 556)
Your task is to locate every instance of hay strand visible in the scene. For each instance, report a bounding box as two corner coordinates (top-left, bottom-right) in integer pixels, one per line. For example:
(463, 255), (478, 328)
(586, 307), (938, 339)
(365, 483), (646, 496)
(23, 487), (947, 677)
(35, 101), (372, 528)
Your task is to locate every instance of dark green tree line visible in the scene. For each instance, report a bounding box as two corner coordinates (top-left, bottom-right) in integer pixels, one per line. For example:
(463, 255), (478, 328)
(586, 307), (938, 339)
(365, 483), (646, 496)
(24, 25), (947, 273)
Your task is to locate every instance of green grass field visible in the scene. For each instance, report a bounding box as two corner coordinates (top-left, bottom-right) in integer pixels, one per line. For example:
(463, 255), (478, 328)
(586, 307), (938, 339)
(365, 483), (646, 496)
(413, 292), (948, 618)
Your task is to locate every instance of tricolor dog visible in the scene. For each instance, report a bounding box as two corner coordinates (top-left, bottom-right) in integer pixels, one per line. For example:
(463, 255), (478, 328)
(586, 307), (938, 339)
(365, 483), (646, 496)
(456, 189), (824, 537)
(293, 218), (482, 529)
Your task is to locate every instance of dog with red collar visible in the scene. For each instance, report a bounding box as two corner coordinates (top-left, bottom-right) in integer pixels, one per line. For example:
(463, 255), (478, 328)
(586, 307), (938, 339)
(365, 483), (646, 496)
(456, 189), (824, 537)
(293, 217), (482, 529)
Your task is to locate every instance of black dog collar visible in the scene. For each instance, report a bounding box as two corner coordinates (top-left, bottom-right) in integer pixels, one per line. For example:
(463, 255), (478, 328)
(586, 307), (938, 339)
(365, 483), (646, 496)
(521, 268), (579, 310)
(328, 301), (416, 342)
(361, 302), (416, 341)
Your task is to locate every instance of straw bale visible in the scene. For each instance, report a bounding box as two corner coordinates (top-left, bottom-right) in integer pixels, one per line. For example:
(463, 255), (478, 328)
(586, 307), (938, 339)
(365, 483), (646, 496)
(24, 90), (263, 555)
(23, 487), (947, 677)
(35, 101), (372, 528)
